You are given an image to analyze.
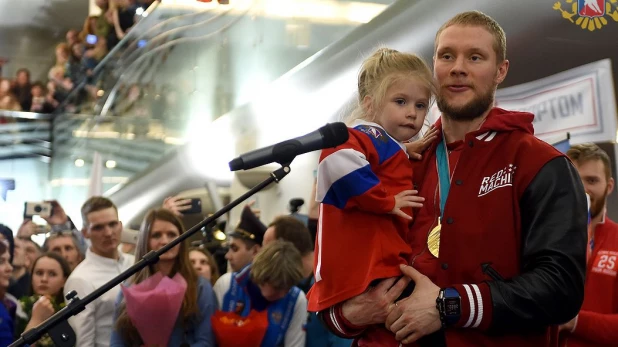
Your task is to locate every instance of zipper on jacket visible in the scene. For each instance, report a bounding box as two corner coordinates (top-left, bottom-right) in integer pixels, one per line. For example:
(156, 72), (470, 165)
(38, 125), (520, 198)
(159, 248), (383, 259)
(481, 263), (505, 281)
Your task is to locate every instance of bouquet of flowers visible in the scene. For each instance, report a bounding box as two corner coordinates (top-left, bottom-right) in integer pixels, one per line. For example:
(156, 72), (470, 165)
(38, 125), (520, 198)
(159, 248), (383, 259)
(122, 272), (187, 347)
(211, 309), (269, 347)
(18, 295), (66, 347)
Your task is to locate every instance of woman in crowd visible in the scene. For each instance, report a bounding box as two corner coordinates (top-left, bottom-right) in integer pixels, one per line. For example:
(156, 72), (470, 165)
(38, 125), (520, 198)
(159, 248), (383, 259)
(17, 252), (72, 346)
(0, 241), (17, 345)
(189, 247), (220, 286)
(111, 209), (217, 346)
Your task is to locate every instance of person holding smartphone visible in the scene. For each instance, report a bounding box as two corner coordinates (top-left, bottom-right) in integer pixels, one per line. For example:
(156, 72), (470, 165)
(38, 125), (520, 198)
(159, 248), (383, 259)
(163, 196), (202, 217)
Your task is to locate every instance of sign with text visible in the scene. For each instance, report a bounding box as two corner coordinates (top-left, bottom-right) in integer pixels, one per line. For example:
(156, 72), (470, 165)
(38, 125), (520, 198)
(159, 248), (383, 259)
(495, 59), (617, 144)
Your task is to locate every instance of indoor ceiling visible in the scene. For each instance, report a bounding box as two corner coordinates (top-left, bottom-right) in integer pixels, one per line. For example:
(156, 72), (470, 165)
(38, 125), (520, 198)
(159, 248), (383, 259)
(0, 0), (88, 32)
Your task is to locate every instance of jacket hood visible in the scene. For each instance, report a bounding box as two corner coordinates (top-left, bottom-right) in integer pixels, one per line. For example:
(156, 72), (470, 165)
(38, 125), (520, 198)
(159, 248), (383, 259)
(435, 107), (535, 135)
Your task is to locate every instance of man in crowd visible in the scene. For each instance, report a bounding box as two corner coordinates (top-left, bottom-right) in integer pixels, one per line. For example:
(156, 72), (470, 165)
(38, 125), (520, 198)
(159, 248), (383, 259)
(64, 197), (133, 347)
(263, 215), (352, 347)
(221, 204), (264, 274)
(318, 10), (587, 347)
(43, 232), (84, 271)
(8, 237), (31, 299)
(559, 143), (618, 346)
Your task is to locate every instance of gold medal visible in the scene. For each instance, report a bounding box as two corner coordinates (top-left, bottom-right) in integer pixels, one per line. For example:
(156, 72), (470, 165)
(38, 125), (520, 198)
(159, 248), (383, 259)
(427, 221), (441, 258)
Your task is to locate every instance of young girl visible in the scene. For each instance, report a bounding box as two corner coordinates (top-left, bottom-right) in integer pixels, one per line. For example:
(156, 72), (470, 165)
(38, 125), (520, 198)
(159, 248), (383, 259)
(189, 247), (220, 286)
(307, 48), (436, 312)
(111, 209), (217, 346)
(18, 252), (72, 347)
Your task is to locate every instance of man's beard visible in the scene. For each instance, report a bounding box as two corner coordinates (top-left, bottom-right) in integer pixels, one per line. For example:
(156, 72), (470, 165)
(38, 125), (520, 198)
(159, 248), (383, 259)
(590, 189), (609, 219)
(437, 86), (495, 121)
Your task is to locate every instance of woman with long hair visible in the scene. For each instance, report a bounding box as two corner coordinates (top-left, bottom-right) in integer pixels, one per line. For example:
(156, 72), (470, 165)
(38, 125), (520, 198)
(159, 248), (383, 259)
(0, 241), (16, 345)
(111, 209), (217, 346)
(17, 252), (72, 346)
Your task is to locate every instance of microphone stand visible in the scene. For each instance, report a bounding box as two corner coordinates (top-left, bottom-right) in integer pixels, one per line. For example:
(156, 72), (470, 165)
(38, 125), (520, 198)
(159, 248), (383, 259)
(11, 164), (293, 347)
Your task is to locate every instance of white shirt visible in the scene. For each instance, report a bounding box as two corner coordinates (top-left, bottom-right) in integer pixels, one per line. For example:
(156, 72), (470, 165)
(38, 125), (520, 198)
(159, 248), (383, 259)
(213, 273), (307, 347)
(64, 248), (133, 347)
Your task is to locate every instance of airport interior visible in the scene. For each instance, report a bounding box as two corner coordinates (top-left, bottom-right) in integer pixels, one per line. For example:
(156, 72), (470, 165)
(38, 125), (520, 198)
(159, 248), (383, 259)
(0, 0), (617, 346)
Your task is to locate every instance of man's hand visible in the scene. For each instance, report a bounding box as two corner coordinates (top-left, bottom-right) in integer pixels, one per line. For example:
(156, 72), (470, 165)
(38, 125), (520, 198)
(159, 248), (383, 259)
(386, 265), (441, 344)
(163, 196), (192, 217)
(390, 190), (424, 220)
(17, 219), (37, 238)
(42, 200), (69, 226)
(341, 276), (411, 327)
(559, 315), (578, 334)
(405, 126), (438, 160)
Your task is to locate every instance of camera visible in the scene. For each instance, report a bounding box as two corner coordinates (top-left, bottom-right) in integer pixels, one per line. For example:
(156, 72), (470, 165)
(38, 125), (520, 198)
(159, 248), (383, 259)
(24, 202), (53, 218)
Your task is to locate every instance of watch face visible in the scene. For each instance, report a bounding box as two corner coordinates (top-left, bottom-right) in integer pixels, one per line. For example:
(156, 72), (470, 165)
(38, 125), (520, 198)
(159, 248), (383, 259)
(444, 297), (461, 316)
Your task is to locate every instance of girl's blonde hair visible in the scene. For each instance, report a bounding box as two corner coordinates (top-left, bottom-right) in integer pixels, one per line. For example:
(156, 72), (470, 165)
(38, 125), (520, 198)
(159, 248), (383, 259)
(347, 47), (436, 125)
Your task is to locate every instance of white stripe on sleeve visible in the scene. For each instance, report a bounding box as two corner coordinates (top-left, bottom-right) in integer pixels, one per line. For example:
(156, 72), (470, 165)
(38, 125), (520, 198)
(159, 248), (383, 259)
(462, 284), (476, 328)
(471, 284), (484, 328)
(316, 148), (369, 202)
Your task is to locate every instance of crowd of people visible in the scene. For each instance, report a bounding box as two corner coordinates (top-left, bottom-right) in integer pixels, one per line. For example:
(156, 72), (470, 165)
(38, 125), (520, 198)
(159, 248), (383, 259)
(0, 0), (156, 119)
(0, 9), (615, 347)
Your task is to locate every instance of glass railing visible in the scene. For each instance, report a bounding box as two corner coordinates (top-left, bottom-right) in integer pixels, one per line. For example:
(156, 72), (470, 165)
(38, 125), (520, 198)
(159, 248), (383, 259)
(0, 111), (52, 161)
(48, 0), (395, 203)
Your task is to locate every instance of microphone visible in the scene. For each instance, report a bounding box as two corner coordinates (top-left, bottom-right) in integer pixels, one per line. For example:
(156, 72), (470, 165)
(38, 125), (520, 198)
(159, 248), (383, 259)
(229, 122), (349, 171)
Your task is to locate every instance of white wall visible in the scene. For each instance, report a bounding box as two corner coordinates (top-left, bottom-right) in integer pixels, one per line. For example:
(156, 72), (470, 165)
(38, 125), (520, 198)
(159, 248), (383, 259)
(0, 158), (50, 236)
(228, 151), (318, 227)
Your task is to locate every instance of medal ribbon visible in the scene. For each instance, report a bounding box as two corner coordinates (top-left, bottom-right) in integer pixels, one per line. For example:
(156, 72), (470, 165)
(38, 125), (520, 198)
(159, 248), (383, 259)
(436, 137), (451, 221)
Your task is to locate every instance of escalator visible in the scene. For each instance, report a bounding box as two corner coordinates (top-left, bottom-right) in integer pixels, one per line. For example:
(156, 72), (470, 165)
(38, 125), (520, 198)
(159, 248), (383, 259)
(1, 0), (392, 226)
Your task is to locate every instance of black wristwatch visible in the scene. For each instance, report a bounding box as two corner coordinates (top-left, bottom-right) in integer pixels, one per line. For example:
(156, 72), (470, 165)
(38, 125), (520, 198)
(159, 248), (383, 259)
(436, 287), (461, 327)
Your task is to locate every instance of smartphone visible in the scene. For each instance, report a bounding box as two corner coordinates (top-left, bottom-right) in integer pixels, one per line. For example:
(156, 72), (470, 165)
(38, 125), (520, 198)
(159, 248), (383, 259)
(121, 228), (139, 245)
(182, 198), (202, 215)
(24, 202), (53, 218)
(86, 34), (98, 45)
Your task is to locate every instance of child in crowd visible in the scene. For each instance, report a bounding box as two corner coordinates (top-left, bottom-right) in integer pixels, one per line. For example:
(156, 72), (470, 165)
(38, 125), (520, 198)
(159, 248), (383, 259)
(17, 253), (72, 347)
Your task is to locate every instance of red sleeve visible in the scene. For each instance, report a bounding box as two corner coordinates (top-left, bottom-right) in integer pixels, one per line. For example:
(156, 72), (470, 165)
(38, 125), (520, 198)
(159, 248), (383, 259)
(318, 130), (395, 214)
(451, 283), (494, 331)
(317, 303), (366, 338)
(570, 310), (618, 344)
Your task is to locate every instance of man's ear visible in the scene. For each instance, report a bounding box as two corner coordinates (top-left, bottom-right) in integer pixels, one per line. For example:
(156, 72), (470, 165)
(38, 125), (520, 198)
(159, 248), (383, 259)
(608, 177), (615, 195)
(251, 244), (261, 257)
(82, 228), (90, 240)
(495, 59), (509, 85)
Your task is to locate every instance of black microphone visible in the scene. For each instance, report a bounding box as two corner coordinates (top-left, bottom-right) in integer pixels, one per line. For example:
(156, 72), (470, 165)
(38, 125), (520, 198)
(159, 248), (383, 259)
(229, 122), (349, 171)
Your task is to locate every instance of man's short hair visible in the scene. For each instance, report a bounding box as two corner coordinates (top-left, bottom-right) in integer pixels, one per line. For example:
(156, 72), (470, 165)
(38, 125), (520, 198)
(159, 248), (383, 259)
(567, 143), (613, 180)
(268, 216), (313, 256)
(81, 196), (117, 228)
(251, 240), (303, 292)
(43, 231), (85, 256)
(435, 11), (507, 62)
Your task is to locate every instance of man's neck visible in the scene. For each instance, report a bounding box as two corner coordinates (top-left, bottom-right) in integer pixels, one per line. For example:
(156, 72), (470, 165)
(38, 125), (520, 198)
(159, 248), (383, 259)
(90, 247), (119, 260)
(442, 109), (492, 143)
(302, 252), (314, 278)
(12, 266), (26, 280)
(590, 208), (606, 232)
